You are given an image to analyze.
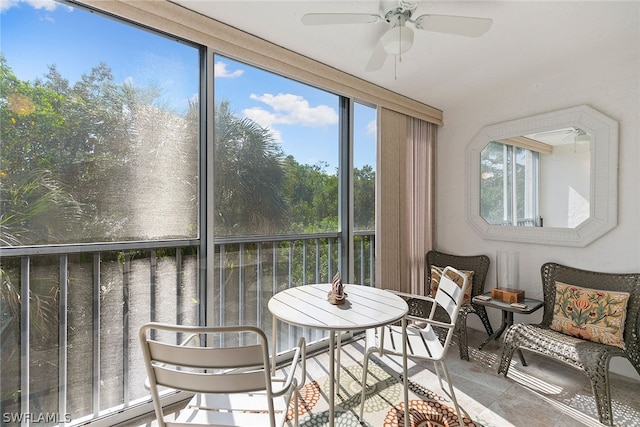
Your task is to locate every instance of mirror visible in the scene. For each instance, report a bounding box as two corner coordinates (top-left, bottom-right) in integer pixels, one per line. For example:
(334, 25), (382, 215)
(480, 127), (591, 228)
(466, 105), (618, 247)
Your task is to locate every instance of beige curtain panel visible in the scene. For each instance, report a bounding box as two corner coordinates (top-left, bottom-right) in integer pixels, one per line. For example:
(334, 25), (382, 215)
(407, 118), (436, 295)
(376, 108), (435, 294)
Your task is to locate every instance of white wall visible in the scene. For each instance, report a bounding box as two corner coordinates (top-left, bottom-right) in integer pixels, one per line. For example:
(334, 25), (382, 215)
(539, 143), (590, 228)
(436, 51), (640, 378)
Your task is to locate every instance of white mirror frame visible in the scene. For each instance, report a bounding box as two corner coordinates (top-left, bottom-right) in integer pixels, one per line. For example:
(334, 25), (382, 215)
(466, 105), (618, 247)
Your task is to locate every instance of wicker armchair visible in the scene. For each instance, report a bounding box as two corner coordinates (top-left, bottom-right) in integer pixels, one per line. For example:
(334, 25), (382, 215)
(498, 262), (640, 426)
(411, 250), (493, 360)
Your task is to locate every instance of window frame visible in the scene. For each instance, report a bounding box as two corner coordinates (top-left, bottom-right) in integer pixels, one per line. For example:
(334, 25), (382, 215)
(480, 141), (541, 227)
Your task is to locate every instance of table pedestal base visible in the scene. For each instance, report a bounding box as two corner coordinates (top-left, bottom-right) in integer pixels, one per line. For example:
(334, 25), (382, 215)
(479, 310), (527, 366)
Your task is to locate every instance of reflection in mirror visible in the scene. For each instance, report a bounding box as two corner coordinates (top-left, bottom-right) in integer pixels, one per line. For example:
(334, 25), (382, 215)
(480, 128), (591, 229)
(533, 127), (591, 228)
(466, 105), (617, 247)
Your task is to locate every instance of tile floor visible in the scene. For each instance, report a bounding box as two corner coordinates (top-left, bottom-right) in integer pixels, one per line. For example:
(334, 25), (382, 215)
(129, 328), (640, 427)
(300, 328), (640, 427)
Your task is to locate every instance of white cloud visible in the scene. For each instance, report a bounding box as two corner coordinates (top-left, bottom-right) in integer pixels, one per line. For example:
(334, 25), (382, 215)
(366, 119), (377, 136)
(242, 107), (283, 141)
(242, 93), (338, 142)
(0, 0), (18, 12)
(245, 93), (338, 128)
(1, 0), (59, 12)
(242, 107), (277, 128)
(27, 0), (57, 10)
(214, 61), (244, 78)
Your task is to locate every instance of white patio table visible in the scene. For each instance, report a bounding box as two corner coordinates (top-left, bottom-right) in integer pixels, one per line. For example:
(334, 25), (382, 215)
(268, 283), (408, 427)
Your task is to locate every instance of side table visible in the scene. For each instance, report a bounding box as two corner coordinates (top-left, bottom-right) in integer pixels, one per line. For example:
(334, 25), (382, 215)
(472, 291), (543, 366)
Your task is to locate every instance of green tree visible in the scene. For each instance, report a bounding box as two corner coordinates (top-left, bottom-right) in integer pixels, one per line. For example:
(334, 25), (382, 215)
(480, 141), (506, 223)
(282, 157), (338, 234)
(354, 164), (375, 230)
(0, 55), (183, 244)
(0, 56), (144, 243)
(1, 57), (89, 243)
(0, 170), (83, 246)
(213, 100), (288, 236)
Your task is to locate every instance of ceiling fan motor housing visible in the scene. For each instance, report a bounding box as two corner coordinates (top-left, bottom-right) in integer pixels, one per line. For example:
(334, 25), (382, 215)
(382, 9), (414, 54)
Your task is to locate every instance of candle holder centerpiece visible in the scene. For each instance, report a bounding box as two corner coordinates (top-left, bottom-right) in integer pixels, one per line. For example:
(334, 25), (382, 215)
(327, 271), (346, 305)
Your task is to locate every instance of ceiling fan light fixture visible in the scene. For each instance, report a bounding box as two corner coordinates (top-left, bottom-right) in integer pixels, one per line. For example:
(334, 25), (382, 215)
(575, 133), (591, 143)
(381, 25), (414, 54)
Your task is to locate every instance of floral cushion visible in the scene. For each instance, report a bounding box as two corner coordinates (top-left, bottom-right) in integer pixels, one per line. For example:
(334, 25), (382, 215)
(550, 281), (630, 349)
(430, 266), (474, 306)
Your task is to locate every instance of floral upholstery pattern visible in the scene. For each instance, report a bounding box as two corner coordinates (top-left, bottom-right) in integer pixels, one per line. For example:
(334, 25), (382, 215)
(430, 265), (474, 306)
(498, 263), (640, 426)
(551, 281), (630, 349)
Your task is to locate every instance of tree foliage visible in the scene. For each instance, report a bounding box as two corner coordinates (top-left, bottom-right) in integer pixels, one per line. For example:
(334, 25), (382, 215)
(281, 157), (338, 234)
(1, 55), (375, 245)
(213, 100), (288, 236)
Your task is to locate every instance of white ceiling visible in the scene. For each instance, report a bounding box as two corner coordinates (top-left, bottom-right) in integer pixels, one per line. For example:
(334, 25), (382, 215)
(171, 0), (639, 112)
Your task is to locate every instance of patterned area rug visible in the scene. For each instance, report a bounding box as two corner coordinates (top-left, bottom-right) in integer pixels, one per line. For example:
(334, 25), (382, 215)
(287, 362), (482, 427)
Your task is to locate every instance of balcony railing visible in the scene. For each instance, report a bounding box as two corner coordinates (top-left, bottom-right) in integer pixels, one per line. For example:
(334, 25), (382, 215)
(0, 231), (374, 425)
(492, 217), (540, 227)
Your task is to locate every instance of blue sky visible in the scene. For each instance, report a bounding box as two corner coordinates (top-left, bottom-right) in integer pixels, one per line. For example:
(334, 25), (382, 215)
(1, 0), (376, 171)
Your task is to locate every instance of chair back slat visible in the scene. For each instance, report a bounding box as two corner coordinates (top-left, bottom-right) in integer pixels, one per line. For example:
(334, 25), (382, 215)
(433, 266), (469, 325)
(148, 340), (265, 369)
(153, 365), (268, 394)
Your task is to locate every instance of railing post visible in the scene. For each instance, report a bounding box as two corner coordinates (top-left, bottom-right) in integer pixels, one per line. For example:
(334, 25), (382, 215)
(257, 242), (263, 330)
(20, 256), (30, 427)
(58, 254), (68, 423)
(121, 251), (131, 407)
(94, 252), (102, 415)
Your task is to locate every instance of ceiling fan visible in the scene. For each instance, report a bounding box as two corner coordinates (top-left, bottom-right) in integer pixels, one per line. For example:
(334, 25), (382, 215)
(528, 127), (591, 145)
(301, 0), (493, 71)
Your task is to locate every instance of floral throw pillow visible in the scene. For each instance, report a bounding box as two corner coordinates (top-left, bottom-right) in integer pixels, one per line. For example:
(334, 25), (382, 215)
(550, 281), (630, 349)
(429, 266), (474, 306)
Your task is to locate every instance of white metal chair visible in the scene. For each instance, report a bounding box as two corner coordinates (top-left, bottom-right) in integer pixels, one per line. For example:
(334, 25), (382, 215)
(359, 266), (469, 427)
(139, 323), (305, 427)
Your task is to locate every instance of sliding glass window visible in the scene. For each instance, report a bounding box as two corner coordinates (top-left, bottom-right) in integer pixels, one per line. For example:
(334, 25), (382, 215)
(1, 3), (200, 245)
(213, 56), (339, 237)
(353, 102), (376, 284)
(1, 1), (201, 423)
(212, 56), (343, 347)
(212, 59), (377, 350)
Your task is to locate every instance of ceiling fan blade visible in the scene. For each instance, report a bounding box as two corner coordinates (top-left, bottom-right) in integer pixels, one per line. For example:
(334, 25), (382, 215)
(528, 127), (579, 143)
(414, 14), (492, 37)
(530, 127), (577, 138)
(365, 38), (388, 72)
(301, 13), (382, 26)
